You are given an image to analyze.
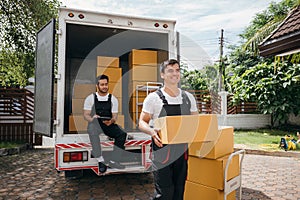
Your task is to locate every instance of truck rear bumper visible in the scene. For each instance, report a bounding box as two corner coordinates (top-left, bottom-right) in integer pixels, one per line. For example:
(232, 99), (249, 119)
(55, 139), (152, 175)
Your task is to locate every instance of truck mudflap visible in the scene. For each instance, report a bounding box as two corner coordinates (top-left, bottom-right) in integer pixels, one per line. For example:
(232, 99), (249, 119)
(55, 140), (152, 175)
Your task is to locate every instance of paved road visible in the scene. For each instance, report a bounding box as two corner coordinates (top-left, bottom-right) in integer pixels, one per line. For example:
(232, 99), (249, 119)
(0, 148), (299, 200)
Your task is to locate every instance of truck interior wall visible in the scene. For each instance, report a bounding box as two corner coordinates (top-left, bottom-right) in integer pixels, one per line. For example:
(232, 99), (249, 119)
(64, 23), (169, 133)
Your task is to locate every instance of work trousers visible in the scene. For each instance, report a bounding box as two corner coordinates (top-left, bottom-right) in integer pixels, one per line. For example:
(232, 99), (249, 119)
(87, 120), (127, 161)
(152, 150), (188, 200)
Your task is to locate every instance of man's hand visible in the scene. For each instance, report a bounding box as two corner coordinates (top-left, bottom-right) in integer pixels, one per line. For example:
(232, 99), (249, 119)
(102, 119), (112, 126)
(102, 118), (115, 126)
(151, 128), (163, 147)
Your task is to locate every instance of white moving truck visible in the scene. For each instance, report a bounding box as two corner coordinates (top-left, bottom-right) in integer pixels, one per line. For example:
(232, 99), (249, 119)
(34, 7), (178, 177)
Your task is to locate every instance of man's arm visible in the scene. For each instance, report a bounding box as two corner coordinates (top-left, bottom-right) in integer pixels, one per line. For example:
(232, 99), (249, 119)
(139, 111), (162, 147)
(83, 109), (98, 123)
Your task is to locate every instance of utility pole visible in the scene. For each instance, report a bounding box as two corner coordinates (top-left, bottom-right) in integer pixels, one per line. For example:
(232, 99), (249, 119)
(218, 29), (224, 92)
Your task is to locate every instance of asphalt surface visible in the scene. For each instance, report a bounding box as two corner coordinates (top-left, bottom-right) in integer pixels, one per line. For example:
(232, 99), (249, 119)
(0, 148), (299, 200)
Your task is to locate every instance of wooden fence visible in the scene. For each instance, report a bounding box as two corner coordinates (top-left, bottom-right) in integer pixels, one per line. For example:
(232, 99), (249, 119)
(0, 88), (41, 145)
(188, 90), (258, 114)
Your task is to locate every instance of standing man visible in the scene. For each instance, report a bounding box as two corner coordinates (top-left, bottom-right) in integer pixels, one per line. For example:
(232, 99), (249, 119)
(139, 59), (198, 200)
(83, 74), (127, 172)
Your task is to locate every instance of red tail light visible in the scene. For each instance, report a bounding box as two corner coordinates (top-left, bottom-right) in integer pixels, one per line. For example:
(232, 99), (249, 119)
(63, 151), (88, 162)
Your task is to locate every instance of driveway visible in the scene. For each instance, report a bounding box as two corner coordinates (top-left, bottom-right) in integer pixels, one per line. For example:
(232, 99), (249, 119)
(0, 148), (299, 200)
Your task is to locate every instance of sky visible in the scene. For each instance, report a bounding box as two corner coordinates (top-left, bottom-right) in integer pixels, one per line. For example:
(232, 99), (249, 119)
(60, 0), (282, 69)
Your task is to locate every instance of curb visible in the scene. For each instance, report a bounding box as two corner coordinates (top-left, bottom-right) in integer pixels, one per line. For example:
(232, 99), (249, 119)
(0, 144), (30, 156)
(234, 148), (300, 158)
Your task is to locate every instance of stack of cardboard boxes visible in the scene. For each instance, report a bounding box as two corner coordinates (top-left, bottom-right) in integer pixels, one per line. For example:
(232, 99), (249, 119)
(69, 83), (95, 132)
(185, 126), (240, 200)
(69, 56), (124, 132)
(128, 49), (158, 129)
(153, 114), (240, 200)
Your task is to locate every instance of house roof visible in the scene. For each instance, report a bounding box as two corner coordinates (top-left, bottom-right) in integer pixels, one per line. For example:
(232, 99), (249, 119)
(259, 6), (300, 57)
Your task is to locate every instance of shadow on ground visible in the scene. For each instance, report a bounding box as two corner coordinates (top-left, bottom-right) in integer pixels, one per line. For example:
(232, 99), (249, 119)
(241, 187), (272, 200)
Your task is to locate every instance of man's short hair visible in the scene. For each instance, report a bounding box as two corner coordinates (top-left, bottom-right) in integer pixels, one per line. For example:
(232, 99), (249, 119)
(96, 74), (109, 84)
(160, 59), (180, 73)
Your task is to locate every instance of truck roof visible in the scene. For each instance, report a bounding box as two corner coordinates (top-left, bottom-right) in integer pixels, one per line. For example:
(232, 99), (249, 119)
(59, 6), (176, 24)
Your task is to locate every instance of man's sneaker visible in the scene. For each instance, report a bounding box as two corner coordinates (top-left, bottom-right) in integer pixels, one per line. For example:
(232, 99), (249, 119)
(108, 160), (125, 169)
(98, 162), (107, 173)
(97, 156), (107, 173)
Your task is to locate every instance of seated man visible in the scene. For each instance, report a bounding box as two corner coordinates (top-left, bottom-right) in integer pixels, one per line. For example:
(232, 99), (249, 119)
(83, 74), (127, 171)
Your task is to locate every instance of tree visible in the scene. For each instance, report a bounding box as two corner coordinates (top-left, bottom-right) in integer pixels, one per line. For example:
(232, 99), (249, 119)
(230, 62), (300, 126)
(180, 62), (218, 91)
(0, 0), (60, 87)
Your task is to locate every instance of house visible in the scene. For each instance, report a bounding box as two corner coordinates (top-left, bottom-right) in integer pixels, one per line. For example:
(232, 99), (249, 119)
(259, 5), (300, 57)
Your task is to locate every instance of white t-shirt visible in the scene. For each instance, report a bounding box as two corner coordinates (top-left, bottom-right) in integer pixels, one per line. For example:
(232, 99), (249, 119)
(84, 93), (118, 113)
(142, 88), (198, 121)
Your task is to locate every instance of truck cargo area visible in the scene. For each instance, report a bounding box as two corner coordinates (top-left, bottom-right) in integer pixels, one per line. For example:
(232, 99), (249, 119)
(65, 23), (169, 133)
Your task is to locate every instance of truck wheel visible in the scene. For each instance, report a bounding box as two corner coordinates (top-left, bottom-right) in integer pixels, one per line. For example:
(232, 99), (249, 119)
(64, 170), (84, 179)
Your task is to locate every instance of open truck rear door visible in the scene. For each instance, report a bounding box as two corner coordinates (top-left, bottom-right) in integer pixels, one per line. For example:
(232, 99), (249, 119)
(34, 19), (56, 137)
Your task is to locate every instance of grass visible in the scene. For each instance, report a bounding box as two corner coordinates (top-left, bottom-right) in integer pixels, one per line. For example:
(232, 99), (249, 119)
(0, 141), (25, 149)
(234, 129), (300, 151)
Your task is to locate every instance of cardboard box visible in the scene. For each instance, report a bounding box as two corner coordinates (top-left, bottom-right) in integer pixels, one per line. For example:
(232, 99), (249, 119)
(187, 154), (240, 190)
(116, 97), (122, 113)
(129, 49), (157, 66)
(97, 56), (119, 68)
(108, 81), (122, 98)
(73, 84), (95, 99)
(69, 114), (88, 132)
(96, 67), (122, 82)
(130, 112), (141, 129)
(189, 126), (234, 159)
(72, 98), (85, 114)
(116, 114), (124, 129)
(184, 180), (236, 200)
(157, 50), (169, 64)
(154, 114), (219, 144)
(130, 65), (158, 81)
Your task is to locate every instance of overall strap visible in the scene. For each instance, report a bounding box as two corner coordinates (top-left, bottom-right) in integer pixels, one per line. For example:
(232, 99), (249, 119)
(156, 89), (168, 105)
(181, 90), (191, 109)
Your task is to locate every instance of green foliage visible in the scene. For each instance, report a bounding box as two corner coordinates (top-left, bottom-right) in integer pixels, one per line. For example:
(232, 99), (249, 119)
(0, 50), (28, 87)
(0, 141), (26, 148)
(231, 62), (300, 125)
(0, 0), (60, 87)
(180, 64), (218, 91)
(241, 0), (297, 40)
